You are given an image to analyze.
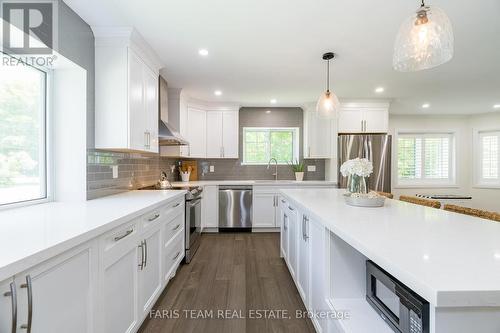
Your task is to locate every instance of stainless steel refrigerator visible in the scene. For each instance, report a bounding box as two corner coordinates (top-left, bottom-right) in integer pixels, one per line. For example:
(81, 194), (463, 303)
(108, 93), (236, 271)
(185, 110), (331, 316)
(338, 134), (392, 193)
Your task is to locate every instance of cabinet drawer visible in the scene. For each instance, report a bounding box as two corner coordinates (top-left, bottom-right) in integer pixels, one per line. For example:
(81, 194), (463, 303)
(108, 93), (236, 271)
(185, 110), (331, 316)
(161, 197), (184, 218)
(163, 231), (184, 281)
(102, 221), (138, 255)
(141, 197), (184, 232)
(164, 212), (184, 246)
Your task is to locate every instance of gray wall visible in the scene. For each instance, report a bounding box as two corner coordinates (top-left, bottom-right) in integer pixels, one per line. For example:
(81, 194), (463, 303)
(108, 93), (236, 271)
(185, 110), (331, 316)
(192, 107), (326, 181)
(57, 0), (95, 149)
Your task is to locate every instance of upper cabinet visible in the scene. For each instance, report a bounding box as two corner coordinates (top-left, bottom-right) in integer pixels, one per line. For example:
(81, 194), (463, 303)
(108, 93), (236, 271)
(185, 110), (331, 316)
(206, 110), (239, 158)
(303, 104), (335, 159)
(186, 107), (207, 158)
(338, 102), (390, 134)
(94, 27), (163, 153)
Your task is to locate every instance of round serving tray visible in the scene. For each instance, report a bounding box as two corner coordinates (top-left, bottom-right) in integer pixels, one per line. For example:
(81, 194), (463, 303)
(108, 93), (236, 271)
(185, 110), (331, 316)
(343, 193), (386, 207)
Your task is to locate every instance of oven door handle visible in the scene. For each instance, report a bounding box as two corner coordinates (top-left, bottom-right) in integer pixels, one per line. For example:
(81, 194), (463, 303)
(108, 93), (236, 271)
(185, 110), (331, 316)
(186, 198), (201, 207)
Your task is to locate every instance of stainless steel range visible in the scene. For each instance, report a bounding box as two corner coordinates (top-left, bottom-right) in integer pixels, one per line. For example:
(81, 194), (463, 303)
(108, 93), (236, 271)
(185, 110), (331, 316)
(139, 185), (202, 263)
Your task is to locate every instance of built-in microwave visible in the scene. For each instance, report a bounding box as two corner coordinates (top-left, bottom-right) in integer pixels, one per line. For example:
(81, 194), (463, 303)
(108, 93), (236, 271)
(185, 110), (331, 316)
(366, 260), (429, 333)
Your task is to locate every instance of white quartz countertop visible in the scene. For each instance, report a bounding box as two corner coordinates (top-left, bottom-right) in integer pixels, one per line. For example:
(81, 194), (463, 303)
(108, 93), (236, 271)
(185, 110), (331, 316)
(280, 188), (500, 307)
(0, 190), (186, 281)
(171, 180), (337, 187)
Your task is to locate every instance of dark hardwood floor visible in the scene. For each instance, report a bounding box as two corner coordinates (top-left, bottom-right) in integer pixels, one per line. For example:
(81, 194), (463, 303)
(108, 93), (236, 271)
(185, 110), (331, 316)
(139, 233), (315, 333)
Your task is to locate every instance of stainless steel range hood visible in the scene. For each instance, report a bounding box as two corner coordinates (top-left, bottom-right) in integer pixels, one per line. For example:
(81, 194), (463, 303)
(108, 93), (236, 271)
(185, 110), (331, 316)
(158, 76), (188, 146)
(159, 119), (188, 146)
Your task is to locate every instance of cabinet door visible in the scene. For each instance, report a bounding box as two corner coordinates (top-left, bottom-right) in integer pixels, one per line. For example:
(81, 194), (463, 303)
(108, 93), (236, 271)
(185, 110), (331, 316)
(128, 50), (147, 151)
(222, 111), (239, 158)
(338, 109), (363, 133)
(102, 240), (139, 333)
(202, 185), (218, 228)
(297, 214), (310, 304)
(17, 246), (94, 333)
(280, 204), (289, 259)
(253, 193), (277, 228)
(0, 278), (15, 333)
(304, 110), (332, 158)
(363, 109), (388, 133)
(186, 107), (207, 158)
(206, 111), (223, 158)
(144, 66), (159, 153)
(309, 218), (327, 332)
(287, 206), (298, 280)
(138, 225), (163, 317)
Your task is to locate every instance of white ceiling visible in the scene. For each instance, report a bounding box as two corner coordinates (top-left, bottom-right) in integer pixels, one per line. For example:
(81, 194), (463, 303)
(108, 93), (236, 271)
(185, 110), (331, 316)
(65, 0), (500, 114)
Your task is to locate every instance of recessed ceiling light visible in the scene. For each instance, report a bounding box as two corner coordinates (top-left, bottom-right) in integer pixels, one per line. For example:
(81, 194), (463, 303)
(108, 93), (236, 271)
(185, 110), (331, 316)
(422, 103), (430, 109)
(198, 49), (209, 56)
(265, 110), (272, 114)
(270, 99), (277, 104)
(494, 104), (500, 109)
(214, 90), (222, 96)
(375, 87), (385, 93)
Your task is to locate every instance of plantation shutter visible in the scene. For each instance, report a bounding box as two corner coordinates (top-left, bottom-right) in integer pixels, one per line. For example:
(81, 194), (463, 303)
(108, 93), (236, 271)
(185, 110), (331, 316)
(480, 131), (500, 181)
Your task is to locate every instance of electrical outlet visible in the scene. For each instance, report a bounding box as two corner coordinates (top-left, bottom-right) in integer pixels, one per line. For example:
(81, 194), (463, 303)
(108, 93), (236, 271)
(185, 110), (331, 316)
(112, 165), (119, 178)
(210, 165), (215, 172)
(307, 165), (316, 172)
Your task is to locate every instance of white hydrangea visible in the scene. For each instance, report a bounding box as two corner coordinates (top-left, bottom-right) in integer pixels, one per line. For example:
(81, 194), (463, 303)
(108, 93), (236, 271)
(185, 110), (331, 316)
(340, 158), (373, 177)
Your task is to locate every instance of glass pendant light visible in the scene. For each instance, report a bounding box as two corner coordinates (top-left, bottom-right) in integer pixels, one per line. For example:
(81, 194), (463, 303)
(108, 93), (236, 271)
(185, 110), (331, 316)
(393, 0), (454, 72)
(316, 52), (340, 119)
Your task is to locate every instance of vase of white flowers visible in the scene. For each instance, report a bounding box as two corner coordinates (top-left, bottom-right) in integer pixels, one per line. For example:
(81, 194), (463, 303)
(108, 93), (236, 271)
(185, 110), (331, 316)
(340, 158), (373, 194)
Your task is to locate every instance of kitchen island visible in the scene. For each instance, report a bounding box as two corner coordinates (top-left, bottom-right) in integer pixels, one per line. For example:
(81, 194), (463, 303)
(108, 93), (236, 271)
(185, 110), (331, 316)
(279, 188), (500, 333)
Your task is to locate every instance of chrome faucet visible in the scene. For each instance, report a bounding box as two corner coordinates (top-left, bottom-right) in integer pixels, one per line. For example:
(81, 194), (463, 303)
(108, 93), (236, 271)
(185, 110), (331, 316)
(267, 158), (278, 181)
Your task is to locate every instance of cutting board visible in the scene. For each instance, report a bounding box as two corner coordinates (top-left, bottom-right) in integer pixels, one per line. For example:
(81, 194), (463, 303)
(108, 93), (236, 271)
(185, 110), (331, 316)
(181, 160), (198, 181)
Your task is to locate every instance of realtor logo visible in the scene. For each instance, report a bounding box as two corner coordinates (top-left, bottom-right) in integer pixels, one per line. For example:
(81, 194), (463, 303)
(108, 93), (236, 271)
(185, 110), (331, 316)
(1, 0), (57, 54)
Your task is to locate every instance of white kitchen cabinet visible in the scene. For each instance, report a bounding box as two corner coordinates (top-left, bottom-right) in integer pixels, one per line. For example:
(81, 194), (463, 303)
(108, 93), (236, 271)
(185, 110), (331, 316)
(205, 111), (239, 158)
(253, 192), (278, 228)
(309, 216), (327, 332)
(222, 111), (239, 158)
(303, 107), (333, 158)
(186, 107), (207, 158)
(94, 28), (162, 153)
(206, 111), (224, 158)
(297, 213), (310, 303)
(279, 197), (289, 259)
(286, 204), (298, 281)
(0, 278), (15, 333)
(202, 185), (218, 229)
(101, 223), (140, 333)
(138, 223), (163, 318)
(14, 243), (96, 333)
(338, 102), (389, 134)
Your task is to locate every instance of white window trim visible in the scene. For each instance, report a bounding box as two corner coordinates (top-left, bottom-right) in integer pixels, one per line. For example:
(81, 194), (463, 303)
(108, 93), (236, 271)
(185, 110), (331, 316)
(393, 130), (458, 189)
(473, 128), (500, 189)
(0, 57), (53, 211)
(241, 127), (300, 165)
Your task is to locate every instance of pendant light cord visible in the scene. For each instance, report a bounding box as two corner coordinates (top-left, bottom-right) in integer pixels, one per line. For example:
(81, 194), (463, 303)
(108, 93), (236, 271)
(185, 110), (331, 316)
(420, 0), (425, 7)
(326, 59), (330, 92)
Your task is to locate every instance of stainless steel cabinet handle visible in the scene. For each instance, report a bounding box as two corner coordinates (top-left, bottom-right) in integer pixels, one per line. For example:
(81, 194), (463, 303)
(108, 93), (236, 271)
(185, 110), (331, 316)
(20, 275), (32, 333)
(188, 145), (191, 156)
(283, 214), (288, 231)
(288, 206), (295, 211)
(148, 213), (160, 222)
(172, 251), (181, 260)
(114, 229), (133, 242)
(4, 281), (17, 333)
(144, 239), (148, 268)
(281, 199), (286, 204)
(303, 216), (309, 241)
(173, 202), (181, 208)
(172, 224), (181, 231)
(308, 146), (311, 158)
(138, 241), (145, 270)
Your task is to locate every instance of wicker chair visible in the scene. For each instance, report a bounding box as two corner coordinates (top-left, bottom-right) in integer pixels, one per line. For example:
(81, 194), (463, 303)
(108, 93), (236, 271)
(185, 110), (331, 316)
(443, 204), (500, 222)
(399, 195), (441, 209)
(376, 191), (394, 199)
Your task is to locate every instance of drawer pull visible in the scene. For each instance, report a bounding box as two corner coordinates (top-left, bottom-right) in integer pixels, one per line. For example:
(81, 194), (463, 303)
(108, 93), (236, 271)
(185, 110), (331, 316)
(281, 199), (286, 203)
(172, 224), (181, 231)
(148, 213), (160, 222)
(288, 206), (295, 211)
(172, 251), (181, 261)
(172, 202), (181, 208)
(114, 229), (133, 242)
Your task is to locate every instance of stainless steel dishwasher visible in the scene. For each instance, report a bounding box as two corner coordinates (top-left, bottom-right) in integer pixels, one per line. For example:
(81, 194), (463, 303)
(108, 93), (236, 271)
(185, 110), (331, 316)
(219, 186), (253, 231)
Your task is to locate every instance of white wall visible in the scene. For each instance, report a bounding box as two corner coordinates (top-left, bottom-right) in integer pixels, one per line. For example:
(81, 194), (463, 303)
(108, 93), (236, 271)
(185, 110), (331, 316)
(389, 113), (500, 211)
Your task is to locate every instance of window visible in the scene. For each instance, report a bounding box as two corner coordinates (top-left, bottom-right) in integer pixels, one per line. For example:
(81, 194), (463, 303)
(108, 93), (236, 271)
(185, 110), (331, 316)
(476, 130), (500, 186)
(0, 55), (48, 207)
(396, 132), (455, 186)
(243, 127), (299, 164)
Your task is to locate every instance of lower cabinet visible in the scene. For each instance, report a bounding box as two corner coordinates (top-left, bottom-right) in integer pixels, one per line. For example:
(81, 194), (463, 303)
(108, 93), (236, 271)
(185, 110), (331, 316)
(202, 185), (218, 229)
(286, 203), (298, 280)
(253, 192), (278, 228)
(0, 243), (96, 333)
(297, 213), (310, 303)
(279, 197), (289, 258)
